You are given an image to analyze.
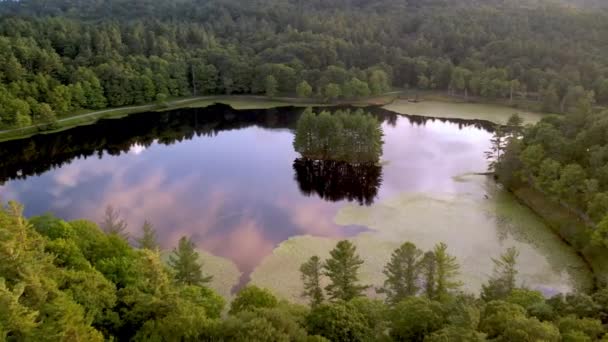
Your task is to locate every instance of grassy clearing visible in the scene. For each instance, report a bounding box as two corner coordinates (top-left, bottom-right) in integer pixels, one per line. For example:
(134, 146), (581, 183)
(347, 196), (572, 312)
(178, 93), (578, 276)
(384, 99), (547, 125)
(250, 177), (591, 303)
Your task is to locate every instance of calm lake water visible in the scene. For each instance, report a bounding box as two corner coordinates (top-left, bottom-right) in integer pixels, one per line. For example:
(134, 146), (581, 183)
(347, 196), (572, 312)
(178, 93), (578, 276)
(0, 104), (591, 296)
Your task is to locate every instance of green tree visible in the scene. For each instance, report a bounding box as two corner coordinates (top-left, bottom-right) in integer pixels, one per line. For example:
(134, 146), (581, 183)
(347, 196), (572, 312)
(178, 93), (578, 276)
(137, 220), (159, 250)
(323, 83), (341, 102)
(300, 255), (324, 307)
(168, 236), (212, 286)
(425, 326), (486, 342)
(307, 301), (371, 342)
(379, 242), (423, 304)
(558, 315), (604, 341)
(542, 85), (560, 113)
(433, 242), (462, 300)
(323, 240), (369, 301)
(420, 251), (437, 299)
(481, 247), (519, 301)
(229, 286), (278, 315)
(100, 205), (129, 239)
(296, 80), (313, 98)
(389, 297), (445, 341)
(264, 75), (278, 97)
(35, 103), (57, 128)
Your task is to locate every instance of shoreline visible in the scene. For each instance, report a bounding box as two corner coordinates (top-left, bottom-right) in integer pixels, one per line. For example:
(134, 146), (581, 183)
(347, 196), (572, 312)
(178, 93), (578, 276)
(509, 185), (608, 289)
(0, 91), (550, 143)
(0, 94), (399, 143)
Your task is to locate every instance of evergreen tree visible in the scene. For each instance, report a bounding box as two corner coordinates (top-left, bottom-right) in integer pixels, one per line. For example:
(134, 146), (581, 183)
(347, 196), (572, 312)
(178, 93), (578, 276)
(300, 255), (324, 307)
(379, 242), (423, 304)
(100, 205), (129, 239)
(434, 242), (462, 300)
(481, 247), (519, 301)
(420, 251), (437, 299)
(168, 236), (212, 286)
(323, 240), (369, 301)
(137, 220), (159, 250)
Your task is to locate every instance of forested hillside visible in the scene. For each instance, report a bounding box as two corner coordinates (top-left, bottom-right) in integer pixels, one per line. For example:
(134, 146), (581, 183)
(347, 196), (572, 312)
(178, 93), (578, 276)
(0, 0), (608, 129)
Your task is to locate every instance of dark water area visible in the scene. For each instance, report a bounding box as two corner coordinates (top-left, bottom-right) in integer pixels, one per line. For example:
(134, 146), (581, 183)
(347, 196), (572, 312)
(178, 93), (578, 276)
(0, 104), (495, 285)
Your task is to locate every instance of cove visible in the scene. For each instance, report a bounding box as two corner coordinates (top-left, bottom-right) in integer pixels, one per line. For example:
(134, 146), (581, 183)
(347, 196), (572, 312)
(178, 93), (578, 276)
(0, 104), (592, 300)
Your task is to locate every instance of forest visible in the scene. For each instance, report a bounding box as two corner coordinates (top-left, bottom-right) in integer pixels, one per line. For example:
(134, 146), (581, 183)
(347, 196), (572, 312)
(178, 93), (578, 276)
(4, 200), (608, 341)
(0, 0), (608, 129)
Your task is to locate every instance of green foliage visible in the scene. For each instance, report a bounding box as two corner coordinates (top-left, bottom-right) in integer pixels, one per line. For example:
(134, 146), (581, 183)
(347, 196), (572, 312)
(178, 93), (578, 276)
(293, 109), (383, 163)
(229, 286), (278, 315)
(558, 315), (604, 340)
(380, 242), (423, 304)
(168, 236), (212, 286)
(425, 326), (486, 342)
(100, 205), (129, 239)
(307, 301), (371, 342)
(481, 247), (519, 301)
(323, 240), (369, 301)
(389, 297), (445, 341)
(479, 300), (527, 338)
(296, 81), (313, 98)
(5, 201), (608, 341)
(506, 288), (545, 310)
(300, 255), (324, 307)
(264, 75), (278, 97)
(433, 242), (462, 300)
(137, 220), (159, 250)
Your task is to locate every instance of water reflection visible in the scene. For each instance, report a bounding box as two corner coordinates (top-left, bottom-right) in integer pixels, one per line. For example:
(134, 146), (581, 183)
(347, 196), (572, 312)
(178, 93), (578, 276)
(0, 104), (505, 287)
(293, 158), (382, 205)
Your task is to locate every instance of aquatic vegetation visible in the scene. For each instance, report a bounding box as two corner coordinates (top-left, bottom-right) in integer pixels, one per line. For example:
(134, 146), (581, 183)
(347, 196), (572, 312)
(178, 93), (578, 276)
(384, 100), (545, 125)
(250, 176), (591, 303)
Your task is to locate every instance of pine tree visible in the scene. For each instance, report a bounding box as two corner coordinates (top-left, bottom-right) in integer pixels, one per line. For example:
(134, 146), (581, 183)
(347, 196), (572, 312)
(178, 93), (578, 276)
(380, 242), (423, 304)
(481, 247), (519, 301)
(168, 236), (212, 286)
(434, 242), (462, 300)
(100, 205), (129, 239)
(485, 126), (506, 172)
(300, 255), (324, 307)
(323, 240), (369, 301)
(420, 251), (437, 299)
(137, 220), (159, 250)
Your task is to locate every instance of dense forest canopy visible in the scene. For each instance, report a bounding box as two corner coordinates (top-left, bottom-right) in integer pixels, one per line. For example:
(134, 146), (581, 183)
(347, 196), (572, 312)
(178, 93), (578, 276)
(0, 0), (608, 128)
(4, 200), (608, 341)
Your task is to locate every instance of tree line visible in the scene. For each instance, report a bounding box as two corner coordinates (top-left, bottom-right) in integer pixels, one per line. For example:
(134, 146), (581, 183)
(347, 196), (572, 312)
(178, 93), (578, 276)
(1, 0), (608, 128)
(494, 94), (608, 249)
(3, 200), (608, 341)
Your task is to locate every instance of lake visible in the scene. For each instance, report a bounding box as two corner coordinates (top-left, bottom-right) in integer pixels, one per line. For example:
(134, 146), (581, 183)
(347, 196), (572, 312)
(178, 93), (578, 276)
(0, 104), (591, 301)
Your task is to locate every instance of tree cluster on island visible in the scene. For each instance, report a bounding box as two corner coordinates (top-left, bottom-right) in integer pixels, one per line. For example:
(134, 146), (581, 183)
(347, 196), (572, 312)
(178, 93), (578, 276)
(3, 201), (608, 341)
(1, 0), (608, 129)
(293, 108), (383, 164)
